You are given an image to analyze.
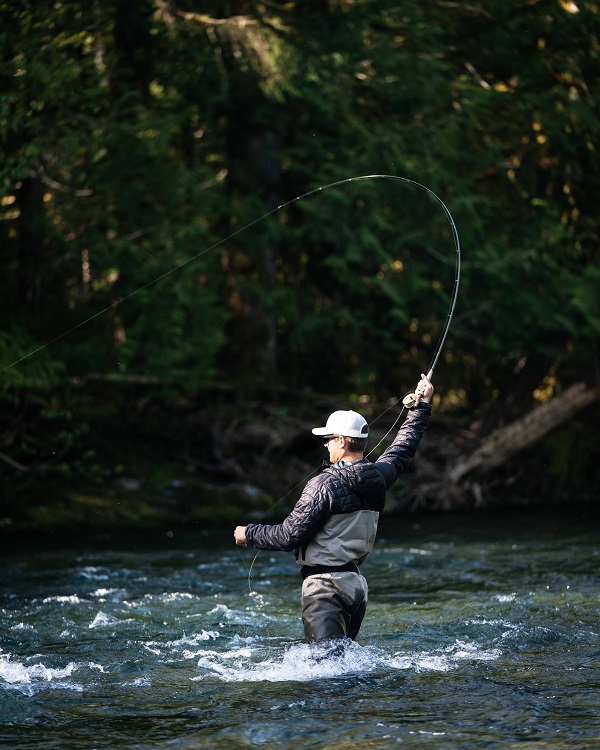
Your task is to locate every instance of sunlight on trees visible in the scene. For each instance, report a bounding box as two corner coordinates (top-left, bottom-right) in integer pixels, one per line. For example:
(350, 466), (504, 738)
(0, 0), (598, 507)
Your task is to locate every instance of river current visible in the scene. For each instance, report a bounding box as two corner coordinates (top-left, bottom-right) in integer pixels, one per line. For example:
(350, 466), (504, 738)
(1, 507), (599, 749)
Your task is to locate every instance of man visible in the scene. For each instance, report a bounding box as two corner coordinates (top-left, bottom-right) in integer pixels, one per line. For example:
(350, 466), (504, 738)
(234, 373), (434, 644)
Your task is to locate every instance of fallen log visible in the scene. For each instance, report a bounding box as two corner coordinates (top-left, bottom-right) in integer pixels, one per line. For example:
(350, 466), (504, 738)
(448, 382), (600, 484)
(404, 381), (600, 511)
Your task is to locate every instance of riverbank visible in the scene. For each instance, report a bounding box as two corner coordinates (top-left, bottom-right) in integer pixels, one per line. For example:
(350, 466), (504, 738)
(2, 389), (598, 537)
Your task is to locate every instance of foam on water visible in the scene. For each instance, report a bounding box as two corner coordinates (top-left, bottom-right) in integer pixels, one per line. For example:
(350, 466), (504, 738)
(90, 587), (128, 602)
(207, 602), (280, 626)
(0, 652), (104, 695)
(389, 639), (502, 672)
(143, 630), (222, 660)
(192, 636), (502, 683)
(2, 511), (598, 748)
(42, 594), (86, 605)
(89, 610), (117, 628)
(78, 566), (110, 581)
(10, 622), (35, 632)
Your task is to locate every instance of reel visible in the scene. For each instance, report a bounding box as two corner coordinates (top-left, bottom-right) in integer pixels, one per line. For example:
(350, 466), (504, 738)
(402, 392), (418, 409)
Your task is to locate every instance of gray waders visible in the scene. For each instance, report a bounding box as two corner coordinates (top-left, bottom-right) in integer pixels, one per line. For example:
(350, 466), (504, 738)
(301, 571), (368, 643)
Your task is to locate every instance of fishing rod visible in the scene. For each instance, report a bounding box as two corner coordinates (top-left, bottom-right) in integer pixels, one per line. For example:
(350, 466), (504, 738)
(3, 172), (461, 516)
(3, 170), (455, 589)
(227, 174), (461, 576)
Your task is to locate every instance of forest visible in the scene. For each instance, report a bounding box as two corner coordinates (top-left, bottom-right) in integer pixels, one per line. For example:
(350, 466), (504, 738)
(1, 0), (599, 534)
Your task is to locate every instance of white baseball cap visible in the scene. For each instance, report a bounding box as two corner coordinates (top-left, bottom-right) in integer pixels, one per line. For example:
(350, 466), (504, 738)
(311, 410), (369, 439)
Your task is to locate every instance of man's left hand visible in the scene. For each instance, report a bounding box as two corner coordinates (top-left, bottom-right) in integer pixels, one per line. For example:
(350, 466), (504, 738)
(415, 373), (434, 404)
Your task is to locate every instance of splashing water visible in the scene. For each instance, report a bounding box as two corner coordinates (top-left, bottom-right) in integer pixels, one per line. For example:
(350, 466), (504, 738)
(1, 508), (599, 749)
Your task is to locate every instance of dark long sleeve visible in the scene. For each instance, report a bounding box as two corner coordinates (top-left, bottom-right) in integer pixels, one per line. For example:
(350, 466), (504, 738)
(245, 475), (333, 552)
(245, 402), (431, 551)
(374, 402), (431, 488)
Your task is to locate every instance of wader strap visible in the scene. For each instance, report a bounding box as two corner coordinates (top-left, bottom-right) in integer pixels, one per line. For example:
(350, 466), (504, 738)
(301, 562), (360, 580)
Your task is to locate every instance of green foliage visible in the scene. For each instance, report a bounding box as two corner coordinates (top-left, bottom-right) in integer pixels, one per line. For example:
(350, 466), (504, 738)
(0, 327), (100, 486)
(1, 0), (599, 515)
(0, 327), (64, 391)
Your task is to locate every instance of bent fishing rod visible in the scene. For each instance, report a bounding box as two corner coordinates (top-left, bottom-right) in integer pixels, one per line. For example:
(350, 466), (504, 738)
(221, 173), (461, 511)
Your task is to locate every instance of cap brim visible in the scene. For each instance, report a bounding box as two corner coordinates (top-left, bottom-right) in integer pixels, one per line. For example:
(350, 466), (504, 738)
(311, 427), (330, 436)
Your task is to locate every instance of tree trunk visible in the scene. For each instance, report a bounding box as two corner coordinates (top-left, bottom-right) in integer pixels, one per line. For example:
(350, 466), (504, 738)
(16, 169), (46, 309)
(448, 382), (600, 484)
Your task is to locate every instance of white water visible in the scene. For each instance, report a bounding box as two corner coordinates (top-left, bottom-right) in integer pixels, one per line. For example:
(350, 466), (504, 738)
(1, 509), (599, 749)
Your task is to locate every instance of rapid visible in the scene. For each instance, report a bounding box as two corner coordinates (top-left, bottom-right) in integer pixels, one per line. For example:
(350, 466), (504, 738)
(1, 507), (599, 749)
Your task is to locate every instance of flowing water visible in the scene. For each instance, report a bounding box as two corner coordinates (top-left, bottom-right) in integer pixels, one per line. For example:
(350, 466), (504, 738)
(1, 507), (599, 749)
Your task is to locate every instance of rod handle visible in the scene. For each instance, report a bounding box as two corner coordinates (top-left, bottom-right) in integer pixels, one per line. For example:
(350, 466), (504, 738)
(402, 370), (433, 408)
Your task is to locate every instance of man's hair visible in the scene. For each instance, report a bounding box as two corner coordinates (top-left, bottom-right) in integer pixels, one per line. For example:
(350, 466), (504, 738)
(346, 436), (367, 453)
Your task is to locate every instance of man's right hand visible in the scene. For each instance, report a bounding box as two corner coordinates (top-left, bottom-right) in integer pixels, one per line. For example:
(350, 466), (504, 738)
(234, 526), (248, 546)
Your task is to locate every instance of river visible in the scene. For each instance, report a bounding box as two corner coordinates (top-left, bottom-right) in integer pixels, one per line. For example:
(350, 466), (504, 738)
(1, 506), (599, 749)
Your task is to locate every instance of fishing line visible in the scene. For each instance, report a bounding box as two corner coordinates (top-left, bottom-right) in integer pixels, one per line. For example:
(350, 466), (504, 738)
(4, 173), (460, 592)
(237, 547), (260, 594)
(2, 174), (459, 377)
(237, 459), (325, 593)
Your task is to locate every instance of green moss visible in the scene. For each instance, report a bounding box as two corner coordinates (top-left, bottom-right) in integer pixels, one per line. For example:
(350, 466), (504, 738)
(3, 473), (276, 535)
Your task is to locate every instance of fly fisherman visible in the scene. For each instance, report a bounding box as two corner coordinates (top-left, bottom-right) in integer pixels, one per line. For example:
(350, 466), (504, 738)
(234, 373), (434, 644)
